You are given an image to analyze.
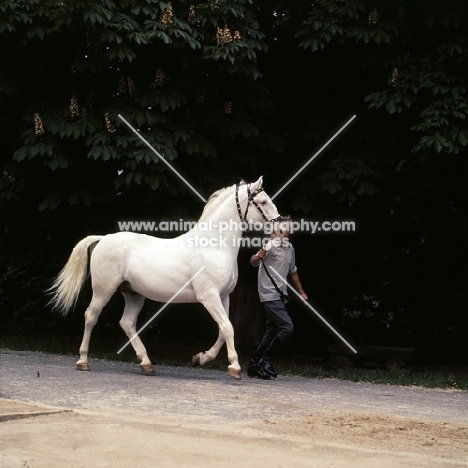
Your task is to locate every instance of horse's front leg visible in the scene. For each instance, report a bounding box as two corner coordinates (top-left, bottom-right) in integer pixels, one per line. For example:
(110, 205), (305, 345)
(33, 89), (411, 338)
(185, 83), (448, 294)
(191, 334), (226, 366)
(192, 294), (241, 380)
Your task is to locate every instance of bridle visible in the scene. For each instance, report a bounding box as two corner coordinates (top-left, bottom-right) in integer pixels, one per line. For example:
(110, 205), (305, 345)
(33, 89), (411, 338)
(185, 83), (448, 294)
(235, 183), (275, 223)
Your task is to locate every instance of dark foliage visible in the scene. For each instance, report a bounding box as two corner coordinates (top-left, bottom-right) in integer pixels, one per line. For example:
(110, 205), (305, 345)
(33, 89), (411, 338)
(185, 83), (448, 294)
(1, 0), (466, 364)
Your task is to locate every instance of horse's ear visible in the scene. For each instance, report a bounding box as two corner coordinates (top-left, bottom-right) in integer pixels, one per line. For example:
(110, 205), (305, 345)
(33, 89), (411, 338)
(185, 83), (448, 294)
(252, 176), (263, 190)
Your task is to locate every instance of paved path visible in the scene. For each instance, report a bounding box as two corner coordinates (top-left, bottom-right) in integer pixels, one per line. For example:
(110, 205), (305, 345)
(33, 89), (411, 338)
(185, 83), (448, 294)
(1, 350), (467, 468)
(1, 350), (466, 423)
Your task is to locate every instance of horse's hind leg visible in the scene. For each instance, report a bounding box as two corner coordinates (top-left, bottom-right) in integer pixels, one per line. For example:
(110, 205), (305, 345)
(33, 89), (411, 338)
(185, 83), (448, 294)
(119, 292), (154, 373)
(77, 291), (112, 370)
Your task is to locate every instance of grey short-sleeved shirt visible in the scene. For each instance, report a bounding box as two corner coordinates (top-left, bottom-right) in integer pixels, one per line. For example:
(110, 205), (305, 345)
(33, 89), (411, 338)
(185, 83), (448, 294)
(257, 238), (297, 302)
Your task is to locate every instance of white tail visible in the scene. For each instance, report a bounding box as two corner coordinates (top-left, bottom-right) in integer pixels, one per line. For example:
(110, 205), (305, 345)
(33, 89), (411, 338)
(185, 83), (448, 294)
(48, 235), (103, 315)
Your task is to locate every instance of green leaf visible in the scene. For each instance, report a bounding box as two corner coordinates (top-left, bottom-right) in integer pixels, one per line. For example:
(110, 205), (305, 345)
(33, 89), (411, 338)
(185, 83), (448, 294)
(47, 155), (59, 170)
(88, 146), (117, 161)
(133, 171), (143, 184)
(457, 131), (468, 146)
(147, 176), (160, 190)
(13, 147), (28, 162)
(433, 135), (448, 153)
(101, 146), (112, 161)
(61, 122), (85, 139)
(34, 142), (54, 157)
(385, 99), (398, 114)
(39, 194), (61, 211)
(57, 155), (69, 169)
(88, 146), (102, 160)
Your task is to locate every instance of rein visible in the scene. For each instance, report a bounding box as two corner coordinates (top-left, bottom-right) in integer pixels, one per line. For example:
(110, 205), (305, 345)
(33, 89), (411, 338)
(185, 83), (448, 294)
(235, 183), (269, 223)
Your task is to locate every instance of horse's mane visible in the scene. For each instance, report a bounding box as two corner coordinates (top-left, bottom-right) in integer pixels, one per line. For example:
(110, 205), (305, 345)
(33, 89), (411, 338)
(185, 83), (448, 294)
(198, 179), (247, 221)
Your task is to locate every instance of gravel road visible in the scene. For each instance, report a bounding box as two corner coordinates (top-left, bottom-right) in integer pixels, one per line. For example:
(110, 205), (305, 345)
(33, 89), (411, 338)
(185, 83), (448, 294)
(1, 350), (466, 423)
(1, 350), (467, 468)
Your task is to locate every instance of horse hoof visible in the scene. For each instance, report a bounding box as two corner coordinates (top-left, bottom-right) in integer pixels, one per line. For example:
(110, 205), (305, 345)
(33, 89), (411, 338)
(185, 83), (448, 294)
(228, 368), (242, 380)
(140, 364), (155, 373)
(191, 353), (202, 367)
(77, 363), (90, 371)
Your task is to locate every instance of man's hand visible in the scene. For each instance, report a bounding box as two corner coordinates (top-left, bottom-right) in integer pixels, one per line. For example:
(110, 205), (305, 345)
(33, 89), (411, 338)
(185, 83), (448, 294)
(250, 248), (266, 267)
(290, 271), (308, 302)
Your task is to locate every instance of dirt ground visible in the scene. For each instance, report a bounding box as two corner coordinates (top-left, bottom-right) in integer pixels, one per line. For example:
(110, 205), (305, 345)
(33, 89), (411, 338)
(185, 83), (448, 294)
(1, 351), (467, 467)
(1, 398), (467, 467)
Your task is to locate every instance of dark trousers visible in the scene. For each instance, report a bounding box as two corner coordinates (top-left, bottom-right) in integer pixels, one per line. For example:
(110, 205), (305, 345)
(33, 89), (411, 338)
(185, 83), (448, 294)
(259, 299), (294, 348)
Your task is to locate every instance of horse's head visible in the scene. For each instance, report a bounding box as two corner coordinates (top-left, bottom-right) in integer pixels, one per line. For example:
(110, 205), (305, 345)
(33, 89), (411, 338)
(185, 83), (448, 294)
(235, 176), (280, 224)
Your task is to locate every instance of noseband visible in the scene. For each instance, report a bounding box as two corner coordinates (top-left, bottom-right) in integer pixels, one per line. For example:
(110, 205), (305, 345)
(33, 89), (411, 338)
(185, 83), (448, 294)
(235, 183), (271, 222)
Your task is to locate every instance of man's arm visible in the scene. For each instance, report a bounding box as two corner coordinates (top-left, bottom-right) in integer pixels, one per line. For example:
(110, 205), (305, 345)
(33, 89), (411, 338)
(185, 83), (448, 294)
(289, 271), (308, 301)
(250, 248), (266, 267)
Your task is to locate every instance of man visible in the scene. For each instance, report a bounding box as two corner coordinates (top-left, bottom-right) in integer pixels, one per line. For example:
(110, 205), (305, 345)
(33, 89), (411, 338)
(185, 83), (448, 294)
(248, 217), (308, 379)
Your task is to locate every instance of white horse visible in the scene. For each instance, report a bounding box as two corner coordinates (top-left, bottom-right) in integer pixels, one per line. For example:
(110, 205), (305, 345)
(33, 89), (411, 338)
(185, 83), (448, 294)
(49, 177), (280, 379)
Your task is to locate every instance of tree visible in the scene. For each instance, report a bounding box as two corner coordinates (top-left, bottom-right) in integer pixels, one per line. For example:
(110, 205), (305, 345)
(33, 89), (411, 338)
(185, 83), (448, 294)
(291, 0), (467, 199)
(0, 0), (283, 340)
(1, 0), (283, 240)
(288, 0), (467, 359)
(1, 1), (466, 360)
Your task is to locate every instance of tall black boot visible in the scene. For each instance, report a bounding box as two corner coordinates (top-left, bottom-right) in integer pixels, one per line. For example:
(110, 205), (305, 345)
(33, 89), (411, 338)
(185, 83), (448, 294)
(247, 344), (270, 380)
(253, 343), (267, 360)
(259, 338), (283, 378)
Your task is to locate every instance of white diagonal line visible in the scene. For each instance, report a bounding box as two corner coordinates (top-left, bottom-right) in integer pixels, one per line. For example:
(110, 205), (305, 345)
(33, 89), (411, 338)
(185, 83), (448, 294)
(270, 266), (357, 354)
(118, 114), (207, 203)
(271, 115), (357, 200)
(117, 266), (206, 354)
